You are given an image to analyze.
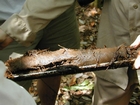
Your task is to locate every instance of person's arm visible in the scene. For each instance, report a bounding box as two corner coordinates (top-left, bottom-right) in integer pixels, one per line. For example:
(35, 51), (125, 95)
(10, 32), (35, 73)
(130, 35), (140, 69)
(0, 0), (75, 47)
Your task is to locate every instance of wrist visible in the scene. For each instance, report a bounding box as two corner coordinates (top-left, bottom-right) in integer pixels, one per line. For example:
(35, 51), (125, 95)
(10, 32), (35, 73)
(0, 28), (7, 43)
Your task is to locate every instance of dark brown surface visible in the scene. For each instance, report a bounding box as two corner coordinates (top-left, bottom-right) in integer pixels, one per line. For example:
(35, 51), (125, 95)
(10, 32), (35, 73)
(5, 44), (137, 72)
(4, 44), (138, 81)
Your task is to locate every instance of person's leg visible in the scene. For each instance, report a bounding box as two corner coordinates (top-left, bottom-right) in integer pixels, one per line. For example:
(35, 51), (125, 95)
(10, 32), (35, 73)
(36, 1), (80, 105)
(92, 76), (136, 105)
(37, 77), (61, 105)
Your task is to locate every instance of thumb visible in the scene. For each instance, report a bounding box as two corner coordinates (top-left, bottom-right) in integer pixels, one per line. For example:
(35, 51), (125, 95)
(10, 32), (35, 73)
(130, 35), (140, 49)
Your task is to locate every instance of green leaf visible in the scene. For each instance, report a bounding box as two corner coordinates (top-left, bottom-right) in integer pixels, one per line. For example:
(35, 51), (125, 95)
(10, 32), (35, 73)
(79, 80), (90, 86)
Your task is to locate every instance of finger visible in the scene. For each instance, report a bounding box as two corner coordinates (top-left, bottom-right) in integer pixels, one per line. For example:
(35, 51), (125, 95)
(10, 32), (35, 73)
(134, 52), (140, 69)
(0, 36), (13, 50)
(130, 35), (140, 49)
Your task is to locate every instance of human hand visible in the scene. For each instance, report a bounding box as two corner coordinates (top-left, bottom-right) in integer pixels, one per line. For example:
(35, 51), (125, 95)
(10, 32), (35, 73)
(130, 35), (140, 69)
(0, 29), (13, 50)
